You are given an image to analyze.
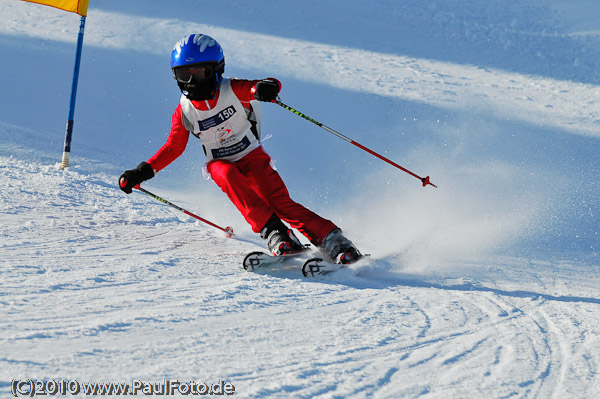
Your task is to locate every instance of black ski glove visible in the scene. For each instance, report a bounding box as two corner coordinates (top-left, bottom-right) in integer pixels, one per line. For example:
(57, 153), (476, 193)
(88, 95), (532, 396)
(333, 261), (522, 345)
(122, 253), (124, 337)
(119, 161), (154, 194)
(252, 79), (280, 102)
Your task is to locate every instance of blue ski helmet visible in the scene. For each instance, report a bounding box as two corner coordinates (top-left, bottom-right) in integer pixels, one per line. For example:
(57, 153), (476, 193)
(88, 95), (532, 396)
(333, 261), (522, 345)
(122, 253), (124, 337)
(171, 34), (225, 100)
(171, 34), (224, 69)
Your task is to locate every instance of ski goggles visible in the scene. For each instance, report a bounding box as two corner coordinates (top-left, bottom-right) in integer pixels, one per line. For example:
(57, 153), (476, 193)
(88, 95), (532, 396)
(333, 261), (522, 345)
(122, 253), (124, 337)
(173, 63), (217, 83)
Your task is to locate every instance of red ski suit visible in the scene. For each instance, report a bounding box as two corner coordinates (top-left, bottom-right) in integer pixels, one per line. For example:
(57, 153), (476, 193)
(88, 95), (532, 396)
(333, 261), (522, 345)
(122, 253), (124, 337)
(147, 78), (337, 245)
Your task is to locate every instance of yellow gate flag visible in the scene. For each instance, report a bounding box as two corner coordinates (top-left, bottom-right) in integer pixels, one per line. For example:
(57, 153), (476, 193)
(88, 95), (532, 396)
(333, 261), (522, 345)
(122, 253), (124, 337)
(22, 0), (89, 16)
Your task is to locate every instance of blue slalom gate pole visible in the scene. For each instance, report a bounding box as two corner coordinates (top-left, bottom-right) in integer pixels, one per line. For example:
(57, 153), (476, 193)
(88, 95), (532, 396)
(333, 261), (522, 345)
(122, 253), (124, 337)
(61, 15), (86, 169)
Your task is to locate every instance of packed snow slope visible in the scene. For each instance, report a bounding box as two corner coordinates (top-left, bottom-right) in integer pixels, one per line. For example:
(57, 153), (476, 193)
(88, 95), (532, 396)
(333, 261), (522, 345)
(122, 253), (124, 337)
(1, 0), (599, 398)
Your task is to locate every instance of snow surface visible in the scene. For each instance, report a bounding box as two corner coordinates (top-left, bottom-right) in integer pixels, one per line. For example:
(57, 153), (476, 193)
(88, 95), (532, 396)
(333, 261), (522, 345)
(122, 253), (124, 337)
(1, 0), (599, 397)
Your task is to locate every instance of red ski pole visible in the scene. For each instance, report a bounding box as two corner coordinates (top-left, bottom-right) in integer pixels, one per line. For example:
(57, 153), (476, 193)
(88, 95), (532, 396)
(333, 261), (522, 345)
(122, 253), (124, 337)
(274, 98), (437, 188)
(120, 178), (234, 237)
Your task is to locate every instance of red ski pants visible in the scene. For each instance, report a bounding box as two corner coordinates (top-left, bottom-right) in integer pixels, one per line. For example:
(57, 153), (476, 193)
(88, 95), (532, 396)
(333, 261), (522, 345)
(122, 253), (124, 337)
(207, 146), (336, 245)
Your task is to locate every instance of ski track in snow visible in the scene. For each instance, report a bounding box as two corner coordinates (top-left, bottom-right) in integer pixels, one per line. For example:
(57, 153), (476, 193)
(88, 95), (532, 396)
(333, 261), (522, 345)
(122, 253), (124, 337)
(2, 0), (600, 137)
(1, 132), (599, 397)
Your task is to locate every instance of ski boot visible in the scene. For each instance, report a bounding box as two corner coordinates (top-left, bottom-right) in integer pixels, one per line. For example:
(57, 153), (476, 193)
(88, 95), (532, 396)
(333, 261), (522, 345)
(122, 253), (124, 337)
(260, 214), (304, 256)
(321, 228), (362, 264)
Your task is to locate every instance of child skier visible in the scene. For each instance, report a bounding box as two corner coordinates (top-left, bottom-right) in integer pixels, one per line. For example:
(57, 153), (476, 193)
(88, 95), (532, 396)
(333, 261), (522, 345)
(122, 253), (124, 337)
(119, 33), (361, 264)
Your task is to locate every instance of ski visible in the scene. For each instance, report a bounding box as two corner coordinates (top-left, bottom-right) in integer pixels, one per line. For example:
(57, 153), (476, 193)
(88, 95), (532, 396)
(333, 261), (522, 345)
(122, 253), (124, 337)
(243, 248), (367, 277)
(301, 257), (347, 277)
(243, 248), (309, 272)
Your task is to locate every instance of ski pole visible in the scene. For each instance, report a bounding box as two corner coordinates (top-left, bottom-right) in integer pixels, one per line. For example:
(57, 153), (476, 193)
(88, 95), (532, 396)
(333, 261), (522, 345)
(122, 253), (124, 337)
(274, 98), (437, 188)
(120, 178), (234, 237)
